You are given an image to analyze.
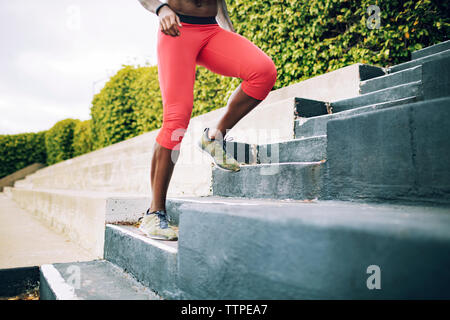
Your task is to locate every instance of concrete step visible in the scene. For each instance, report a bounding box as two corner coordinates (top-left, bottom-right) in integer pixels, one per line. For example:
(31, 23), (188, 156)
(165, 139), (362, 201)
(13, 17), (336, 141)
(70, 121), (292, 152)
(177, 199), (450, 299)
(226, 134), (327, 165)
(325, 96), (450, 204)
(9, 187), (153, 257)
(360, 65), (422, 94)
(411, 40), (450, 60)
(389, 48), (450, 73)
(13, 179), (33, 189)
(228, 64), (384, 146)
(2, 186), (13, 198)
(104, 224), (179, 299)
(330, 81), (422, 114)
(212, 161), (324, 200)
(0, 163), (45, 192)
(257, 136), (327, 163)
(294, 97), (330, 118)
(420, 54), (450, 100)
(294, 96), (418, 138)
(39, 260), (161, 300)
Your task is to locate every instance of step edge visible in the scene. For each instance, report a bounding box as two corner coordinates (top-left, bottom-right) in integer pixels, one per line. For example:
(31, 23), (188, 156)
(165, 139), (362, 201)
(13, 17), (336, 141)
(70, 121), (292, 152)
(239, 161), (324, 168)
(360, 65), (422, 85)
(411, 40), (450, 59)
(40, 264), (80, 300)
(258, 135), (327, 146)
(296, 95), (419, 124)
(106, 224), (178, 254)
(338, 80), (422, 102)
(389, 48), (450, 71)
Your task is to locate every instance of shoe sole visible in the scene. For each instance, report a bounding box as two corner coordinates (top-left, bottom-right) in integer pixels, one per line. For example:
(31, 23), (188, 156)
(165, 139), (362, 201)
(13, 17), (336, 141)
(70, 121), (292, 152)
(196, 140), (241, 173)
(138, 225), (178, 241)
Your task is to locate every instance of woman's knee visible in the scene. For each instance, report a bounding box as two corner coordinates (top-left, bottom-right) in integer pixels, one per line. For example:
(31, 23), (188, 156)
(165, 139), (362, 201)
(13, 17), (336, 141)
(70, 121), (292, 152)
(157, 113), (191, 150)
(242, 58), (277, 100)
(262, 58), (278, 85)
(249, 57), (277, 87)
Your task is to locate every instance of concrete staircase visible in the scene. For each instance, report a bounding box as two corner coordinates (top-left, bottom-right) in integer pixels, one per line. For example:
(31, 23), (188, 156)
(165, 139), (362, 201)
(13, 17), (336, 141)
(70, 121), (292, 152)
(11, 41), (450, 299)
(6, 62), (384, 258)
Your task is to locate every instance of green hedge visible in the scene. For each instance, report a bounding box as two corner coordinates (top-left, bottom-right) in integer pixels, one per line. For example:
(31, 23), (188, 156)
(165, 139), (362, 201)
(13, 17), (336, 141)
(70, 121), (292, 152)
(45, 119), (80, 165)
(0, 131), (47, 179)
(91, 66), (145, 149)
(0, 118), (95, 178)
(89, 0), (448, 149)
(73, 120), (94, 157)
(230, 0), (449, 85)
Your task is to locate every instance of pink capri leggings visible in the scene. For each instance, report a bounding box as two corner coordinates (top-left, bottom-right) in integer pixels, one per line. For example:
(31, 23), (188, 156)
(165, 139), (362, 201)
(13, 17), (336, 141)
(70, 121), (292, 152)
(156, 13), (278, 150)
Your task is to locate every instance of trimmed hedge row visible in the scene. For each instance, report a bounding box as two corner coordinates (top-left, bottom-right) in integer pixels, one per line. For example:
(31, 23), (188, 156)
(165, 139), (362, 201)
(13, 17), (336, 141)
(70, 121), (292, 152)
(0, 118), (96, 178)
(45, 119), (80, 165)
(0, 131), (47, 179)
(230, 0), (449, 84)
(73, 120), (94, 157)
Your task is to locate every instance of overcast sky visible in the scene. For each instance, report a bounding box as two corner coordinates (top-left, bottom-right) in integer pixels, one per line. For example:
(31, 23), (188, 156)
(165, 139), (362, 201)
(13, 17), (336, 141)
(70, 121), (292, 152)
(0, 0), (159, 135)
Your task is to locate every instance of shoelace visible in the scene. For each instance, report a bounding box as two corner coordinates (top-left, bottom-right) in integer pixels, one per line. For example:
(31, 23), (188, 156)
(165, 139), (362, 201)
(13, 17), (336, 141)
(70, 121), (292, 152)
(156, 211), (169, 229)
(222, 135), (234, 149)
(138, 208), (171, 228)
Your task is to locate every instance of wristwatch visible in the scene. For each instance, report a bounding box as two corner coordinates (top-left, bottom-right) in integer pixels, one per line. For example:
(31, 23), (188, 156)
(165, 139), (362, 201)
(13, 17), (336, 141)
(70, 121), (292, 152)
(156, 3), (170, 16)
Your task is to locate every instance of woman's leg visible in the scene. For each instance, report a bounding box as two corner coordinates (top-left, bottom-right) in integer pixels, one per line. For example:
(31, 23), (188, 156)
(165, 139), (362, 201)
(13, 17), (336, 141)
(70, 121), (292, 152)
(149, 143), (179, 212)
(196, 28), (278, 140)
(150, 25), (199, 212)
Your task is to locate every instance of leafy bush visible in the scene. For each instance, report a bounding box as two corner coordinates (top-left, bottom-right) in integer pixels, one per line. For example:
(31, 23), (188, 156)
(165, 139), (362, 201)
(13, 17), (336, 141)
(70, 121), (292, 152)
(45, 119), (79, 165)
(0, 131), (47, 179)
(73, 120), (94, 157)
(230, 0), (449, 85)
(90, 66), (145, 149)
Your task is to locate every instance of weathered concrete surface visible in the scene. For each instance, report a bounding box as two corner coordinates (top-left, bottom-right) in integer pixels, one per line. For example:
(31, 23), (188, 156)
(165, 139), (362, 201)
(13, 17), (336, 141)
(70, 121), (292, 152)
(257, 136), (327, 163)
(212, 162), (324, 200)
(2, 186), (12, 198)
(325, 97), (450, 204)
(177, 200), (450, 299)
(10, 188), (109, 258)
(0, 163), (45, 192)
(331, 81), (422, 113)
(258, 63), (383, 105)
(227, 97), (297, 144)
(421, 55), (450, 100)
(40, 260), (160, 300)
(9, 188), (162, 257)
(295, 96), (418, 139)
(0, 193), (93, 269)
(389, 48), (450, 73)
(228, 64), (383, 145)
(360, 65), (422, 94)
(411, 40), (450, 60)
(294, 97), (329, 118)
(104, 225), (180, 299)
